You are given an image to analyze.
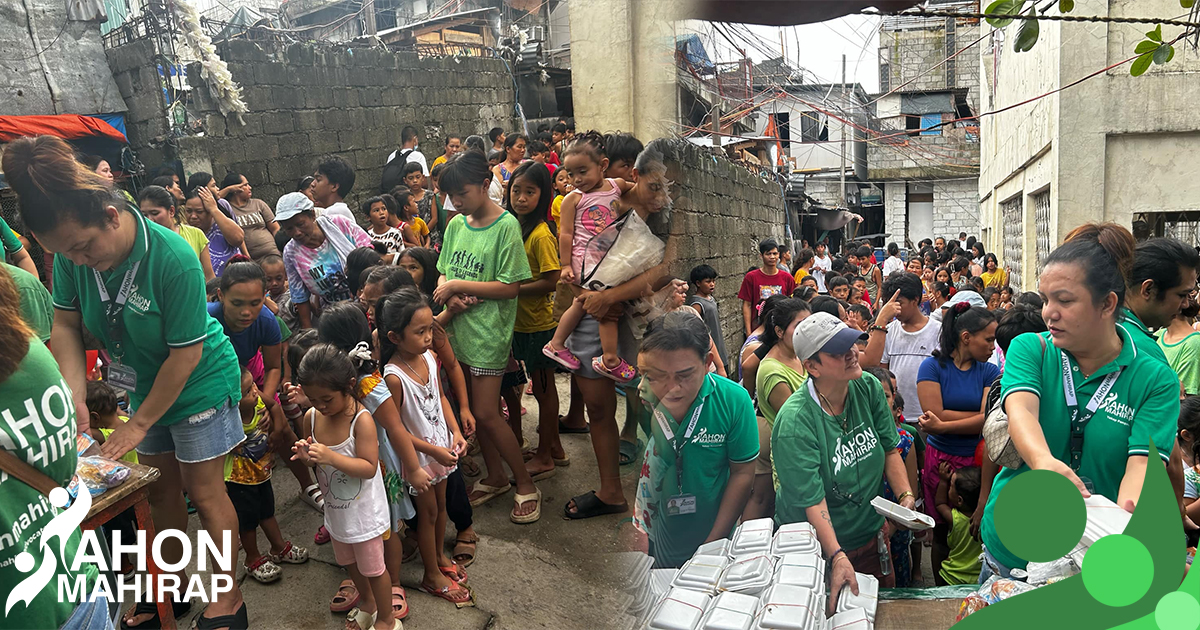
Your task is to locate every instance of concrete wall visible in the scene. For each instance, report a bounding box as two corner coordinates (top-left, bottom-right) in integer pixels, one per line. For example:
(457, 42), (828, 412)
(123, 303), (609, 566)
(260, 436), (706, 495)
(109, 39), (518, 212)
(880, 16), (981, 112)
(978, 0), (1200, 284)
(1, 0), (126, 116)
(664, 141), (788, 363)
(106, 40), (171, 168)
(569, 0), (681, 140)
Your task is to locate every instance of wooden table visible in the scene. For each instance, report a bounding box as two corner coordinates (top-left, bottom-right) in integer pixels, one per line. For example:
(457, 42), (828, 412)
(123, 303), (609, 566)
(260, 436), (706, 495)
(876, 598), (963, 629)
(80, 462), (175, 630)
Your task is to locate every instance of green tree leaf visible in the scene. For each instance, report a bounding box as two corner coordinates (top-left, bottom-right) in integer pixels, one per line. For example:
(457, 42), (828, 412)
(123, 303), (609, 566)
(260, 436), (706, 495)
(1153, 43), (1176, 64)
(1134, 40), (1160, 54)
(1131, 52), (1155, 76)
(1060, 0), (1074, 11)
(986, 0), (1023, 28)
(1182, 0), (1195, 9)
(1147, 25), (1163, 41)
(1014, 8), (1040, 52)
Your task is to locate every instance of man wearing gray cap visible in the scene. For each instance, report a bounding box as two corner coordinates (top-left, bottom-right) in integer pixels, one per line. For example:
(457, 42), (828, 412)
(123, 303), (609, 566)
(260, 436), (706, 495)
(772, 311), (916, 610)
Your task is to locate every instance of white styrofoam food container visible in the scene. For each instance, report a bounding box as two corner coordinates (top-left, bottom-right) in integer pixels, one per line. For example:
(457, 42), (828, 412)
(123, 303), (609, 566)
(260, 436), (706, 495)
(774, 554), (825, 604)
(772, 522), (820, 556)
(870, 496), (934, 531)
(756, 584), (824, 630)
(646, 587), (713, 630)
(695, 538), (733, 558)
(674, 555), (731, 595)
(835, 573), (879, 623)
(731, 518), (775, 556)
(717, 554), (774, 595)
(1079, 494), (1132, 547)
(699, 591), (760, 630)
(824, 608), (870, 630)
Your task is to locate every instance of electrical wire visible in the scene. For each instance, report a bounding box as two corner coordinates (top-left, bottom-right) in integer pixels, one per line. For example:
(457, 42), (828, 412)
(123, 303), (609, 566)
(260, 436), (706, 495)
(8, 15), (71, 63)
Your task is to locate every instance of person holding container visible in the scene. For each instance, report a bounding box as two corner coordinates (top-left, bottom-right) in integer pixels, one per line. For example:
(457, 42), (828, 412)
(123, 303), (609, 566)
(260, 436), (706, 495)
(978, 223), (1179, 582)
(772, 312), (916, 612)
(3, 135), (248, 629)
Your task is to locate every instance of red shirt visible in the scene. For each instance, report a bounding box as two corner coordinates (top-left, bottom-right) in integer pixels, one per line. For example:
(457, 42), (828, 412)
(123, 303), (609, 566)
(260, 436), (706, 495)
(737, 268), (797, 328)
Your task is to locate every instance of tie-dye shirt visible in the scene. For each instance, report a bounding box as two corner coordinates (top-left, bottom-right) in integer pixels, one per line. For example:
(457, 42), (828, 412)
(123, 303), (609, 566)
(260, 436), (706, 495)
(283, 214), (373, 306)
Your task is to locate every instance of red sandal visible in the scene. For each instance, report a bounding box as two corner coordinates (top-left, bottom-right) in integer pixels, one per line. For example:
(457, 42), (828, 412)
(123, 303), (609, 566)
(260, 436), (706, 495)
(418, 581), (474, 607)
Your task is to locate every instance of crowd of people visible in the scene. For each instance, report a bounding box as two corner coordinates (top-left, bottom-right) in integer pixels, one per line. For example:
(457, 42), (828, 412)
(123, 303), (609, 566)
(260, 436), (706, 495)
(2, 115), (1199, 630)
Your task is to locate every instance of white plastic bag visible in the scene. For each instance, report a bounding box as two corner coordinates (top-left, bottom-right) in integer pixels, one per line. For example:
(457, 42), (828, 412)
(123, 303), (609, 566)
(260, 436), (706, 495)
(579, 210), (665, 292)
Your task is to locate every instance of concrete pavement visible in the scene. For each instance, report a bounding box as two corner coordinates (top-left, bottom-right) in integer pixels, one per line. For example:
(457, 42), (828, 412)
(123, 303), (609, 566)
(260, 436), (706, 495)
(145, 374), (642, 630)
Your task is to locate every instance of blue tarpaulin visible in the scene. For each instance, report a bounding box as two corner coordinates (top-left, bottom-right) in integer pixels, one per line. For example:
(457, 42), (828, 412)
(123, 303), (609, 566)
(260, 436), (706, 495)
(675, 34), (714, 73)
(86, 113), (126, 138)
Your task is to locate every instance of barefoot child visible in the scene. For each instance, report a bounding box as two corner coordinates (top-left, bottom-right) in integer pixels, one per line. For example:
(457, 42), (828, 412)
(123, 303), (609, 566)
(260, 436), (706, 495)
(542, 132), (635, 381)
(230, 368), (309, 584)
(379, 288), (473, 605)
(293, 346), (398, 630)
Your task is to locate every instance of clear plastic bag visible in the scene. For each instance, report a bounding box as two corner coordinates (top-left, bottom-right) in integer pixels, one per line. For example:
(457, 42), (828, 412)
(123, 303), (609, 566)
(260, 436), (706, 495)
(68, 456), (131, 498)
(578, 210), (665, 292)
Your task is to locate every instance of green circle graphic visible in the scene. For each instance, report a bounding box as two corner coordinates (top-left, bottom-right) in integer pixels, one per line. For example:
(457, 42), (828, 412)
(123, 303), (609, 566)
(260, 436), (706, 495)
(994, 469), (1086, 562)
(1082, 534), (1153, 607)
(1155, 591), (1200, 630)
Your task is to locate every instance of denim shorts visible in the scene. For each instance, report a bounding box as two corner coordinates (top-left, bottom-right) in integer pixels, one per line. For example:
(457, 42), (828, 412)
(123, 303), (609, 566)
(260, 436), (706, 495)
(137, 399), (245, 463)
(60, 595), (114, 630)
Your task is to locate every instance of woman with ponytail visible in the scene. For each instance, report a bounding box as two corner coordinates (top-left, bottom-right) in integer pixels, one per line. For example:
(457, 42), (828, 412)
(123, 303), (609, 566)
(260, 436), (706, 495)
(978, 223), (1180, 581)
(2, 135), (248, 628)
(915, 303), (999, 583)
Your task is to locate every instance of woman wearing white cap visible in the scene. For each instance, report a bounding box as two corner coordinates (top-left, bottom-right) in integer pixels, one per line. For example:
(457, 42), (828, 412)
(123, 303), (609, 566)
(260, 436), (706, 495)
(772, 311), (916, 613)
(275, 192), (375, 328)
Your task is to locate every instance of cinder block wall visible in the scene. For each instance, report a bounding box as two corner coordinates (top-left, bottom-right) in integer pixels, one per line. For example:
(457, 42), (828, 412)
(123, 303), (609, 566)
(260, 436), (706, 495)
(664, 141), (787, 364)
(108, 39), (519, 214)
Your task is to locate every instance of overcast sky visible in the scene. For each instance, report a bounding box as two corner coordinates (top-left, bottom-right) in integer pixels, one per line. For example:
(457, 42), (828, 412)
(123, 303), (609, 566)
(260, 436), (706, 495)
(688, 15), (881, 93)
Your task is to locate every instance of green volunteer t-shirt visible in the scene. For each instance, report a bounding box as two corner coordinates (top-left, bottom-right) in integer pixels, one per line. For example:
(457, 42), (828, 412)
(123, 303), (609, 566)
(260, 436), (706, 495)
(0, 215), (24, 255)
(643, 373), (759, 567)
(5, 262), (52, 342)
(772, 372), (901, 550)
(1156, 329), (1200, 395)
(437, 212), (532, 370)
(52, 209), (241, 426)
(0, 340), (99, 630)
(981, 329), (1178, 570)
(755, 357), (807, 426)
(1120, 308), (1169, 365)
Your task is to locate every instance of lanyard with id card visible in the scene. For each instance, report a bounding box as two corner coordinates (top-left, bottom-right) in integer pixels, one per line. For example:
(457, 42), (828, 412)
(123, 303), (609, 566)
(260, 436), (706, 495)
(653, 398), (705, 517)
(95, 261), (142, 392)
(1060, 350), (1122, 474)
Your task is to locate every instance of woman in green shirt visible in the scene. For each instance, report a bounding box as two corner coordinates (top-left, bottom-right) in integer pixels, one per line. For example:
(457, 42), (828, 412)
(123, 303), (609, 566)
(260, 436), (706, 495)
(744, 297), (810, 520)
(3, 136), (249, 630)
(772, 312), (915, 611)
(979, 223), (1180, 581)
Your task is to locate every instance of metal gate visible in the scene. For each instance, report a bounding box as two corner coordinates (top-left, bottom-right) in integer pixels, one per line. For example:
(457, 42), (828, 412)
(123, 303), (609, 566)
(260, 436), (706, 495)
(1033, 191), (1051, 278)
(1002, 196), (1023, 291)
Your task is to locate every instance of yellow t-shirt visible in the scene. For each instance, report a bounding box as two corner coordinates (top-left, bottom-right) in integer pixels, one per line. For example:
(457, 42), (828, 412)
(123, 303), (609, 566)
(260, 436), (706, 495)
(177, 224), (209, 261)
(551, 195), (565, 224)
(981, 268), (1008, 288)
(516, 222), (561, 333)
(410, 217), (430, 237)
(431, 155), (448, 169)
(793, 268), (809, 284)
(224, 397), (273, 485)
(99, 416), (140, 465)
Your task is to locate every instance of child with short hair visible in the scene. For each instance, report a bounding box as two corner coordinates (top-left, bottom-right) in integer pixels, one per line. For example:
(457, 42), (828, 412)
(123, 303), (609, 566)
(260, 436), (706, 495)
(293, 346), (397, 630)
(229, 367), (309, 584)
(866, 367), (920, 588)
(527, 140), (556, 176)
(364, 196), (406, 256)
(390, 188), (429, 248)
(86, 381), (139, 465)
(542, 132), (636, 382)
(549, 167), (573, 224)
(935, 462), (983, 585)
(686, 264), (727, 369)
(737, 238), (796, 336)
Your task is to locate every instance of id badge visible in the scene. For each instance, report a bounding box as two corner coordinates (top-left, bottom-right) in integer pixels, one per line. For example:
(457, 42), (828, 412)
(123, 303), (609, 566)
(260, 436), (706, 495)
(666, 494), (697, 516)
(106, 363), (138, 392)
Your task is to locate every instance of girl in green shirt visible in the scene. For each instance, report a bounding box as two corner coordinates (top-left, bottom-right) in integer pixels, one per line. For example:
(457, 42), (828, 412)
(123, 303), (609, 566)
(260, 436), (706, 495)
(745, 297), (811, 520)
(433, 151), (539, 524)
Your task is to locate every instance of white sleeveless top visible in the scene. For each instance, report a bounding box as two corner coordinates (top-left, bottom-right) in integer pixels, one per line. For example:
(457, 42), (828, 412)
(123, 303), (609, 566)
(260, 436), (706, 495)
(307, 407), (389, 543)
(383, 352), (457, 485)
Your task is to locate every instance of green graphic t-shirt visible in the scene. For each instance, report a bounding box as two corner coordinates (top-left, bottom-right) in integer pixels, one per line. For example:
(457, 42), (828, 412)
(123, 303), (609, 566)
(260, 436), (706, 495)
(52, 210), (240, 425)
(437, 212), (531, 370)
(0, 340), (98, 629)
(1155, 329), (1200, 395)
(642, 374), (759, 567)
(5, 262), (52, 343)
(772, 372), (901, 550)
(981, 330), (1179, 570)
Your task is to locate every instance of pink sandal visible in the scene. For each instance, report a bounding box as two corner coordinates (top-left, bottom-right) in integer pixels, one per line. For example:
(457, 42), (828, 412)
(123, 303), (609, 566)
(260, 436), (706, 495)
(314, 525), (331, 545)
(592, 356), (637, 383)
(542, 343), (581, 370)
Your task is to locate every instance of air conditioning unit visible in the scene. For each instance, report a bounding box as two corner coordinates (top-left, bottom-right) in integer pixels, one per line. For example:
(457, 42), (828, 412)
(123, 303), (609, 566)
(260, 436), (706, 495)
(528, 26), (545, 42)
